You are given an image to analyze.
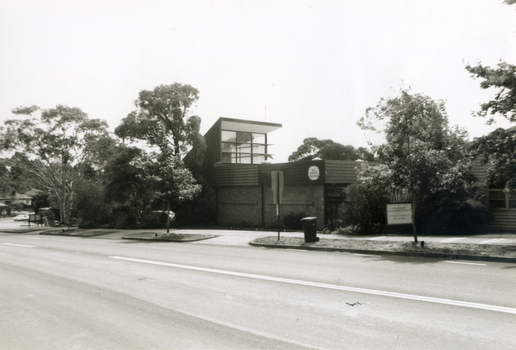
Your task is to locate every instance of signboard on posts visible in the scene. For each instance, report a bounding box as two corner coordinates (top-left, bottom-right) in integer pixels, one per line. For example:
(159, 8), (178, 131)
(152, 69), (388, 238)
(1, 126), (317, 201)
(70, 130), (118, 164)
(271, 171), (284, 204)
(386, 203), (412, 225)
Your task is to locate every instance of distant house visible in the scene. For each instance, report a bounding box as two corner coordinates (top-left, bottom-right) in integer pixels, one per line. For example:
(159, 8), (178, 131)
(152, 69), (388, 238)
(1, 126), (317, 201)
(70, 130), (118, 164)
(0, 192), (33, 206)
(470, 126), (516, 232)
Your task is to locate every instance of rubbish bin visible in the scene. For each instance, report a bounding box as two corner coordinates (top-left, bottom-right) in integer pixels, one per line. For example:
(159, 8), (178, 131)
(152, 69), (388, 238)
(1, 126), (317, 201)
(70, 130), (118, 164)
(300, 217), (319, 243)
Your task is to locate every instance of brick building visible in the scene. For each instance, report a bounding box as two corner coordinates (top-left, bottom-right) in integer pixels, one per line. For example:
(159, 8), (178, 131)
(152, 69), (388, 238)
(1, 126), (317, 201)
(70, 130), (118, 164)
(199, 117), (361, 231)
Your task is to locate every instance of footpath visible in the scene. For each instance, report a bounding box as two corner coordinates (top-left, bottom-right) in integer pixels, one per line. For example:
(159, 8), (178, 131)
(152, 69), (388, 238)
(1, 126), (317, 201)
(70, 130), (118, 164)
(1, 224), (515, 263)
(183, 228), (516, 263)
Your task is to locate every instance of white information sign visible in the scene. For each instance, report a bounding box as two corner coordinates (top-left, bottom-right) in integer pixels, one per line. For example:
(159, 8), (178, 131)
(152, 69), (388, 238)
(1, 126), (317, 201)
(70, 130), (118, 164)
(387, 203), (412, 225)
(308, 166), (320, 180)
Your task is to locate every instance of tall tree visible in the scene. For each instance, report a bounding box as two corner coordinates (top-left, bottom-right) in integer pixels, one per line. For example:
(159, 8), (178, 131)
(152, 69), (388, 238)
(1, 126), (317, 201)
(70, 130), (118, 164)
(0, 105), (111, 224)
(115, 83), (205, 227)
(465, 61), (516, 124)
(115, 83), (205, 158)
(104, 145), (152, 225)
(132, 152), (201, 233)
(464, 0), (516, 197)
(358, 90), (475, 242)
(288, 138), (373, 162)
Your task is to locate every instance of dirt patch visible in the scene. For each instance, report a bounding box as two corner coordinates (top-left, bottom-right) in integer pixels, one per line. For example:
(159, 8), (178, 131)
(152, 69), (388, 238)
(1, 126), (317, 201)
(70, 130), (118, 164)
(123, 232), (218, 242)
(41, 229), (119, 237)
(251, 236), (516, 260)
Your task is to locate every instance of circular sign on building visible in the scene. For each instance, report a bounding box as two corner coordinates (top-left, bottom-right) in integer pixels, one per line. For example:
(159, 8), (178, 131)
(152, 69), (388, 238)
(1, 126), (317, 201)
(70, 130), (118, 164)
(308, 166), (320, 181)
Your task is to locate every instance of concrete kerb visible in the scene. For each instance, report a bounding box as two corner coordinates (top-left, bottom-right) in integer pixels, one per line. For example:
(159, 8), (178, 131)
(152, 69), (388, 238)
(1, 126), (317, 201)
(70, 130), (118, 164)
(122, 234), (218, 242)
(248, 242), (516, 264)
(3, 224), (515, 263)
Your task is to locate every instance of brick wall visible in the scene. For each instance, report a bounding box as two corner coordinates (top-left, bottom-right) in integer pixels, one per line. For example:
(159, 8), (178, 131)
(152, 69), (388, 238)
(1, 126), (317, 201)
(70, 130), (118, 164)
(217, 186), (262, 227)
(217, 184), (326, 230)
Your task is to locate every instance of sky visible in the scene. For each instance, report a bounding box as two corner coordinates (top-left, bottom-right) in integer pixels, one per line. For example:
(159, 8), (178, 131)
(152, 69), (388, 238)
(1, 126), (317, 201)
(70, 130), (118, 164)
(0, 0), (515, 162)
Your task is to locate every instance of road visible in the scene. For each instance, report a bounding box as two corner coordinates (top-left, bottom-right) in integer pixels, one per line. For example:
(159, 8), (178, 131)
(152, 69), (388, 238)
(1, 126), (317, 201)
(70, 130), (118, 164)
(1, 230), (515, 349)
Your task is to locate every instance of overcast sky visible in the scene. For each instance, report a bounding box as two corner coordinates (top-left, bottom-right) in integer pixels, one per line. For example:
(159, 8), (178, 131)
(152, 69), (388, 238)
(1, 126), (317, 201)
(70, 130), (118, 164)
(1, 0), (515, 162)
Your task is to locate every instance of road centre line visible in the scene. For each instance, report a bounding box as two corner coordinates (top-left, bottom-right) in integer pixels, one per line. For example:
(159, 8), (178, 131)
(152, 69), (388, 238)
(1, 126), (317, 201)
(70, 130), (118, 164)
(2, 243), (36, 248)
(353, 254), (376, 257)
(479, 238), (506, 244)
(108, 256), (516, 315)
(445, 261), (486, 266)
(440, 238), (466, 243)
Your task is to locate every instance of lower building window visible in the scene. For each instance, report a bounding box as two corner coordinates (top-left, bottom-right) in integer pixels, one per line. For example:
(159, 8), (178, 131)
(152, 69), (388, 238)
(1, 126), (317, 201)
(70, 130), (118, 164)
(488, 189), (516, 210)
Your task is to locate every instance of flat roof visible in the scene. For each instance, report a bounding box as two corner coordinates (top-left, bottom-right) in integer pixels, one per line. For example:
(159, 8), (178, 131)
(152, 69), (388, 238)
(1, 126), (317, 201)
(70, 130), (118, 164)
(219, 117), (282, 134)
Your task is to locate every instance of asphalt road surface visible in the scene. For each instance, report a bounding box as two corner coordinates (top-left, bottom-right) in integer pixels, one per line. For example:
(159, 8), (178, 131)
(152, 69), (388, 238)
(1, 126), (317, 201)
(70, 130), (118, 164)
(1, 231), (515, 349)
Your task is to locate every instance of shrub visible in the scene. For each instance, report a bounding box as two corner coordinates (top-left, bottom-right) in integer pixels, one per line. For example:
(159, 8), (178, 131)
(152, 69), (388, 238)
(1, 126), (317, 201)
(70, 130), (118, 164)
(8, 202), (23, 215)
(175, 186), (217, 227)
(76, 180), (113, 227)
(139, 211), (169, 229)
(416, 187), (492, 235)
(339, 183), (389, 234)
(283, 212), (307, 230)
(109, 205), (138, 229)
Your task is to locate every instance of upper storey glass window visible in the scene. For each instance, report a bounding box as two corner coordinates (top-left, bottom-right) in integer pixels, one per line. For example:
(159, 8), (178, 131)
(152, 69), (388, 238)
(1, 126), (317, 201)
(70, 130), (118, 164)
(221, 130), (268, 164)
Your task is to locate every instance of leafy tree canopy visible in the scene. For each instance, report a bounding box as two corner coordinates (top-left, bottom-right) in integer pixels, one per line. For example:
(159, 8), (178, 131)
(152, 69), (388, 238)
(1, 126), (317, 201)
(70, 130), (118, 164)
(131, 151), (202, 232)
(470, 126), (516, 191)
(0, 153), (36, 195)
(114, 84), (205, 230)
(103, 145), (154, 223)
(465, 61), (516, 124)
(115, 83), (206, 159)
(2, 105), (110, 166)
(288, 137), (374, 162)
(358, 90), (478, 241)
(0, 105), (112, 223)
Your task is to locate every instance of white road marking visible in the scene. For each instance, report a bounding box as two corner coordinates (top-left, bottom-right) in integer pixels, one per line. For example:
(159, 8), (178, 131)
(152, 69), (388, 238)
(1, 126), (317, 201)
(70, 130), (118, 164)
(2, 243), (36, 248)
(478, 238), (506, 244)
(440, 238), (466, 243)
(445, 261), (486, 266)
(367, 236), (387, 240)
(353, 254), (376, 257)
(109, 256), (516, 315)
(24, 237), (42, 240)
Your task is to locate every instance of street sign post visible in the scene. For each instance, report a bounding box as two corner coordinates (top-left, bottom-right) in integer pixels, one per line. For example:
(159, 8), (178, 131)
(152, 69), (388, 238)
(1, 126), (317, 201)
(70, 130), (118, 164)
(271, 171), (284, 241)
(271, 171), (284, 205)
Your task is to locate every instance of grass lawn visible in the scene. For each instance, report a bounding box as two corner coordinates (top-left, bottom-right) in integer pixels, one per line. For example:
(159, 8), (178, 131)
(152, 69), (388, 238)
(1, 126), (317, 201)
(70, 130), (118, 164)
(122, 232), (218, 242)
(251, 236), (516, 260)
(41, 229), (119, 237)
